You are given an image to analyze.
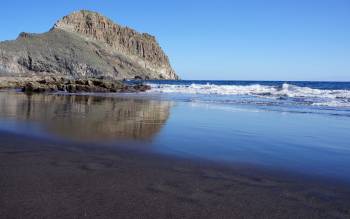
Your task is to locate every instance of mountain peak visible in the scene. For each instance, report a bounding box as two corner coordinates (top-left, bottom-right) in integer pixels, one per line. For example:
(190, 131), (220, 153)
(53, 10), (152, 40)
(53, 10), (117, 32)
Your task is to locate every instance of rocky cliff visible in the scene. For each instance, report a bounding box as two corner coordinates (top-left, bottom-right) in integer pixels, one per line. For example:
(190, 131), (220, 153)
(0, 10), (179, 80)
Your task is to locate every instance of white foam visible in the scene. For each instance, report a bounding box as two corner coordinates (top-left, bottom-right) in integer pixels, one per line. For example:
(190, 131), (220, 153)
(148, 83), (277, 95)
(146, 82), (350, 107)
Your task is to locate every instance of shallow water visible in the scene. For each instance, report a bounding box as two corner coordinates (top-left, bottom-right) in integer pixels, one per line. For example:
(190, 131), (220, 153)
(0, 88), (350, 183)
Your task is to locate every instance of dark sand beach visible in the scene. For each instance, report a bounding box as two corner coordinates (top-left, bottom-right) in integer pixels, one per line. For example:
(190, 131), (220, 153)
(1, 131), (350, 219)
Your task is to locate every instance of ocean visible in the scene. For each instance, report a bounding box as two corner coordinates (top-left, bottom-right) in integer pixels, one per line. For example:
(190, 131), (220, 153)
(0, 80), (350, 183)
(143, 80), (350, 115)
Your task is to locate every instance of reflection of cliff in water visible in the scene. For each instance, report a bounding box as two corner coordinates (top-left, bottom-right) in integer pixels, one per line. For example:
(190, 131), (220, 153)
(0, 92), (172, 141)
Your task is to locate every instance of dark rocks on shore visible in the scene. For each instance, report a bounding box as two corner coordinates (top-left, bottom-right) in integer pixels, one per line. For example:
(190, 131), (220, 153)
(21, 77), (151, 93)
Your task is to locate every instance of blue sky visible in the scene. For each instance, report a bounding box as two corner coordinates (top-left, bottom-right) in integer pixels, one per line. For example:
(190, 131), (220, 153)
(1, 0), (349, 81)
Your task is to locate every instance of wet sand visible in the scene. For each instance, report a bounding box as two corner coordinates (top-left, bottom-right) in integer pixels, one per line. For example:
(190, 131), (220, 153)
(1, 132), (350, 219)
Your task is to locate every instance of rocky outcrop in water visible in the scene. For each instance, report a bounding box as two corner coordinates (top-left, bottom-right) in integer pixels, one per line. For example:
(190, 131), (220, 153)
(0, 10), (179, 80)
(21, 78), (151, 93)
(0, 76), (150, 93)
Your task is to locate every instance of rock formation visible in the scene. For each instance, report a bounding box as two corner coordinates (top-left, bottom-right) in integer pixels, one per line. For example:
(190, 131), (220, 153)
(0, 10), (179, 80)
(21, 77), (151, 93)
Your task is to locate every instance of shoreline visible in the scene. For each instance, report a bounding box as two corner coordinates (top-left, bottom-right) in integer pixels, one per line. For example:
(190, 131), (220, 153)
(1, 131), (350, 218)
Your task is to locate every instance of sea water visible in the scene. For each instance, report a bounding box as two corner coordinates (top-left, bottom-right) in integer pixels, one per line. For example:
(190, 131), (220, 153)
(0, 80), (349, 182)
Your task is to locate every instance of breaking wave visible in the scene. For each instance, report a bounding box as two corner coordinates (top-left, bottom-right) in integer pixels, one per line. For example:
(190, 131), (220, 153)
(146, 82), (350, 108)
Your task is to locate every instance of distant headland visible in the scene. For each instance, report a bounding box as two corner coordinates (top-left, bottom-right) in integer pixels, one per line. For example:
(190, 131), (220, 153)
(0, 10), (178, 92)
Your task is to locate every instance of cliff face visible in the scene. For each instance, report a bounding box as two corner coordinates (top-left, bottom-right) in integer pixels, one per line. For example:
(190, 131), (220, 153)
(0, 10), (179, 80)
